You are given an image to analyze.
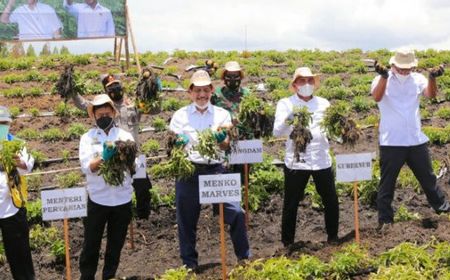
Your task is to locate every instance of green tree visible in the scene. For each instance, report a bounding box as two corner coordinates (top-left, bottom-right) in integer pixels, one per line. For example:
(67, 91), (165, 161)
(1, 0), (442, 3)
(60, 45), (70, 55)
(10, 42), (25, 57)
(26, 45), (36, 57)
(40, 43), (51, 56)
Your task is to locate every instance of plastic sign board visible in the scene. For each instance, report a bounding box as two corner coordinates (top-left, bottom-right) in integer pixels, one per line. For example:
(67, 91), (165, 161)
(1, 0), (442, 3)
(336, 153), (372, 183)
(133, 154), (146, 179)
(0, 0), (126, 41)
(41, 187), (87, 221)
(229, 140), (263, 164)
(199, 173), (241, 204)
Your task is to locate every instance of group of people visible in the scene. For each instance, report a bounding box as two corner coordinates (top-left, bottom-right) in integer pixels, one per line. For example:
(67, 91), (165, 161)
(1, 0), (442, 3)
(0, 49), (449, 279)
(0, 0), (115, 40)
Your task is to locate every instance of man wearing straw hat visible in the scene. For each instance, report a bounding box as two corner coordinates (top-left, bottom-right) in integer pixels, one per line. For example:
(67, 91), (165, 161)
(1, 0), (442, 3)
(78, 94), (134, 280)
(0, 106), (35, 280)
(372, 49), (450, 229)
(273, 67), (339, 247)
(212, 61), (249, 121)
(72, 73), (152, 221)
(169, 70), (250, 270)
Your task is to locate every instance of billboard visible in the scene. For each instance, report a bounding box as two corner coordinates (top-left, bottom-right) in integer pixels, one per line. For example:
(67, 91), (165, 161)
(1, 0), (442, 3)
(0, 0), (126, 41)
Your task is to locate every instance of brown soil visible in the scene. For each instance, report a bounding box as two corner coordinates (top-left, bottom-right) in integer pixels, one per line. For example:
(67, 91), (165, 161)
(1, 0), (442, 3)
(0, 56), (449, 280)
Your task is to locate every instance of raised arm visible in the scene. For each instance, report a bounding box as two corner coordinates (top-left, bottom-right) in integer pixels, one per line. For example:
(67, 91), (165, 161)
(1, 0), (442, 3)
(424, 65), (444, 99)
(0, 0), (16, 24)
(371, 61), (389, 102)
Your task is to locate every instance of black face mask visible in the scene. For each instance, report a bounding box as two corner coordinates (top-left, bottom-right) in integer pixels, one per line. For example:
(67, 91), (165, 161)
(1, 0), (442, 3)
(224, 74), (241, 90)
(107, 84), (123, 101)
(96, 116), (113, 130)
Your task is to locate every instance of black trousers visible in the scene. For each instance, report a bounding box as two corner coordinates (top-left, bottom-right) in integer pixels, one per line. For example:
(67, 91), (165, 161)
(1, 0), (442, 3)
(79, 199), (132, 280)
(377, 143), (448, 224)
(281, 166), (339, 245)
(132, 176), (152, 219)
(0, 208), (34, 280)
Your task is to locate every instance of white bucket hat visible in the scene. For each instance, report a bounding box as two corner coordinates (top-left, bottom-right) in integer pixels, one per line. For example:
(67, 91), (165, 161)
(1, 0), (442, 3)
(221, 61), (244, 79)
(389, 49), (418, 69)
(189, 70), (212, 88)
(289, 67), (320, 92)
(87, 94), (118, 120)
(0, 106), (12, 123)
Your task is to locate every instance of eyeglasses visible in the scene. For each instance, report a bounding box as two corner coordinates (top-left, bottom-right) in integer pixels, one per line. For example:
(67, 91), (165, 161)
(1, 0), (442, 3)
(191, 86), (212, 94)
(295, 77), (315, 85)
(393, 65), (413, 75)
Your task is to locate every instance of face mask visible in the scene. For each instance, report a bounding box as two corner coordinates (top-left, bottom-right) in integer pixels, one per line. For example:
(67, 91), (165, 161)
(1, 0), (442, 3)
(96, 116), (113, 130)
(194, 101), (210, 110)
(107, 84), (123, 101)
(297, 84), (314, 97)
(0, 124), (9, 140)
(395, 73), (410, 83)
(225, 77), (241, 90)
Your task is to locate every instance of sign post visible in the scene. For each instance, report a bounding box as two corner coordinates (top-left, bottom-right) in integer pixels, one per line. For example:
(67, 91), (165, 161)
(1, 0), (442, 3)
(335, 153), (373, 244)
(41, 187), (88, 280)
(229, 140), (263, 228)
(199, 173), (242, 280)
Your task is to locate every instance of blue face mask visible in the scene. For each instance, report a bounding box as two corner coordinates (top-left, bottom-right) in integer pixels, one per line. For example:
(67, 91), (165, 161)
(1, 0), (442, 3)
(0, 124), (9, 140)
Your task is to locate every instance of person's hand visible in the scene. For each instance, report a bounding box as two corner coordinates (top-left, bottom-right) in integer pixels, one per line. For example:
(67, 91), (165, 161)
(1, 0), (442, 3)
(429, 65), (445, 79)
(175, 134), (189, 147)
(374, 60), (389, 79)
(213, 129), (227, 143)
(102, 142), (117, 161)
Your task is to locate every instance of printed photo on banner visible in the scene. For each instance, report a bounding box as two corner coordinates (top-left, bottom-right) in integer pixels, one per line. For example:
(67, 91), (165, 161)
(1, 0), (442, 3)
(0, 0), (126, 41)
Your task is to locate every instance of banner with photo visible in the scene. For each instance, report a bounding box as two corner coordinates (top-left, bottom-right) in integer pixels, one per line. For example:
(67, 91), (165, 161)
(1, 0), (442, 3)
(0, 0), (126, 41)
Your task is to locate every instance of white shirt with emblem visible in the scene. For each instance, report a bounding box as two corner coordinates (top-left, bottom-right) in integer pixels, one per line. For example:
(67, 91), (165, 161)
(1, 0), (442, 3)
(79, 126), (134, 206)
(371, 71), (429, 146)
(0, 147), (34, 219)
(63, 1), (115, 38)
(273, 95), (332, 170)
(10, 2), (62, 40)
(169, 103), (232, 164)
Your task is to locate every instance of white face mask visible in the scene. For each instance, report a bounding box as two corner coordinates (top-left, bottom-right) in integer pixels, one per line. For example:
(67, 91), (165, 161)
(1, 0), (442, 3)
(194, 101), (210, 110)
(395, 73), (410, 83)
(297, 84), (314, 97)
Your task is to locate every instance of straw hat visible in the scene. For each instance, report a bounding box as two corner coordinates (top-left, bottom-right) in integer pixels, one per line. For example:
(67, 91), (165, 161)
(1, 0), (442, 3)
(0, 106), (12, 123)
(221, 61), (244, 79)
(289, 67), (320, 92)
(389, 49), (418, 69)
(101, 74), (121, 89)
(189, 70), (212, 88)
(87, 94), (118, 119)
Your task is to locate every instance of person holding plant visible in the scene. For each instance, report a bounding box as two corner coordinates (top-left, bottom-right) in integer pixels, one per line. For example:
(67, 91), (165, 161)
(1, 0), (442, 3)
(169, 70), (250, 270)
(72, 73), (152, 220)
(78, 94), (134, 280)
(273, 67), (339, 247)
(0, 106), (35, 280)
(371, 49), (450, 229)
(1, 0), (62, 40)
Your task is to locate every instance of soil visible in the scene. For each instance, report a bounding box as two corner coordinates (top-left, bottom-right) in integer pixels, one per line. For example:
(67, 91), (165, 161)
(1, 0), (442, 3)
(0, 55), (449, 280)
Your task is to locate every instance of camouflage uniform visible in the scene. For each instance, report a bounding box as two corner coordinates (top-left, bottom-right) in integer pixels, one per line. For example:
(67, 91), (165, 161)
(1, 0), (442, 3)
(72, 94), (151, 219)
(211, 86), (249, 119)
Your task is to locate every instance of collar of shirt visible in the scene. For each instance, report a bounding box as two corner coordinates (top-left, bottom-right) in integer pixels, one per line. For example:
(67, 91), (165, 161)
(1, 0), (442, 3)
(82, 2), (102, 10)
(188, 103), (213, 115)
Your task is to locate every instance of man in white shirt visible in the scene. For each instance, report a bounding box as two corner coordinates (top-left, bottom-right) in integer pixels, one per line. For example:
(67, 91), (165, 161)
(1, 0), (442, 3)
(1, 0), (62, 40)
(63, 0), (115, 38)
(169, 70), (250, 270)
(0, 106), (35, 280)
(273, 67), (339, 247)
(371, 49), (450, 227)
(79, 94), (134, 280)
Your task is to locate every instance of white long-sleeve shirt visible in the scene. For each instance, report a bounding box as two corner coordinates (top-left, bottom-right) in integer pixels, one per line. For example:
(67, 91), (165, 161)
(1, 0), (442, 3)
(371, 72), (429, 146)
(63, 1), (115, 38)
(273, 95), (332, 170)
(169, 103), (232, 164)
(79, 126), (134, 206)
(0, 144), (34, 219)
